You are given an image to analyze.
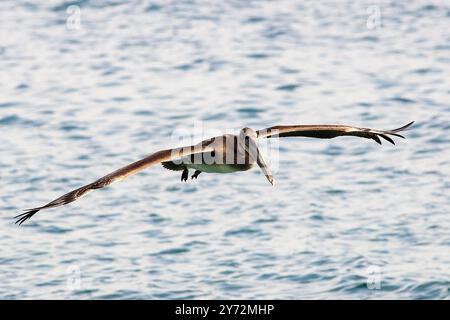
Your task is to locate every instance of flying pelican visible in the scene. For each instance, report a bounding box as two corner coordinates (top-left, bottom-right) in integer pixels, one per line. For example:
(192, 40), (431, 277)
(15, 121), (414, 225)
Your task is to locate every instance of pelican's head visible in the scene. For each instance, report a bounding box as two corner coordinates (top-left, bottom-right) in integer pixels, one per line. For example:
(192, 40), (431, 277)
(238, 127), (275, 186)
(239, 127), (258, 140)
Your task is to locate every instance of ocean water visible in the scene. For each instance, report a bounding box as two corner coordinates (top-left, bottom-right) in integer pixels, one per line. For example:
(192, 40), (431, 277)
(0, 0), (449, 299)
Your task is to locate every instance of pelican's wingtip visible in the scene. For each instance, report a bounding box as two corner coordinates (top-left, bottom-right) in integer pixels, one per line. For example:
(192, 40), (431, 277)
(391, 121), (415, 132)
(14, 208), (40, 226)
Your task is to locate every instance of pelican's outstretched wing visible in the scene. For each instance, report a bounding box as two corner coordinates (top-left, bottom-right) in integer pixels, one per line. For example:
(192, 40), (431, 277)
(257, 121), (414, 145)
(15, 142), (214, 225)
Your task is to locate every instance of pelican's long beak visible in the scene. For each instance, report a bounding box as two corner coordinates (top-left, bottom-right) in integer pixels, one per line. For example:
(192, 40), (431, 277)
(257, 151), (275, 186)
(245, 135), (275, 186)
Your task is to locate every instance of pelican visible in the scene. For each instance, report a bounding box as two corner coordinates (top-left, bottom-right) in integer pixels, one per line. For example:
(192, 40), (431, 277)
(15, 121), (414, 225)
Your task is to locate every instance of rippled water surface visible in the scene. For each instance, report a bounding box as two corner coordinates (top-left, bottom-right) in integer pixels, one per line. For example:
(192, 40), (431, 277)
(1, 0), (449, 299)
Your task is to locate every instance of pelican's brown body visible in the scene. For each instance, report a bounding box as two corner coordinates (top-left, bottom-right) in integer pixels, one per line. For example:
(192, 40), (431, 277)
(162, 134), (255, 180)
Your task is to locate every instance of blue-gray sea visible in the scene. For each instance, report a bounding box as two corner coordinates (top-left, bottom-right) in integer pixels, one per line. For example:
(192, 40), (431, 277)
(0, 0), (449, 299)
